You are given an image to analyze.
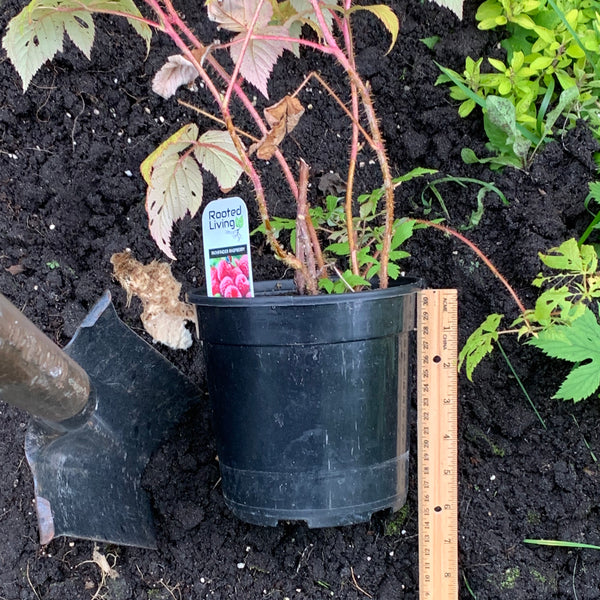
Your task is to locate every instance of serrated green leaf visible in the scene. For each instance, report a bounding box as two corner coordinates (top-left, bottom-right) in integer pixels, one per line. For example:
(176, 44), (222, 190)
(325, 242), (350, 256)
(553, 361), (600, 402)
(194, 130), (244, 192)
(388, 263), (401, 279)
(339, 271), (370, 289)
(528, 307), (600, 364)
(4, 1), (66, 90)
(318, 277), (335, 293)
(459, 313), (503, 380)
(391, 218), (417, 249)
(351, 4), (399, 53)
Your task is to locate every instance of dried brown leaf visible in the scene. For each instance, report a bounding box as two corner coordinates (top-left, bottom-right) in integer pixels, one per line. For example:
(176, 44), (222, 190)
(110, 251), (197, 350)
(250, 95), (304, 160)
(5, 264), (25, 275)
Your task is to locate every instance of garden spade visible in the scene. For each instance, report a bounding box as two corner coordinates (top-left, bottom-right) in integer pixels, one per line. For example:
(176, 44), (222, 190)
(0, 290), (199, 549)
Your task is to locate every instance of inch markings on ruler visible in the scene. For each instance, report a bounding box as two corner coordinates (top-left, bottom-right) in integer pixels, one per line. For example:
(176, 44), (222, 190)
(417, 289), (459, 600)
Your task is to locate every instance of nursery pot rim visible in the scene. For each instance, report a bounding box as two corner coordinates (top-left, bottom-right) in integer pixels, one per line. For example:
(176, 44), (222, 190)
(189, 275), (422, 307)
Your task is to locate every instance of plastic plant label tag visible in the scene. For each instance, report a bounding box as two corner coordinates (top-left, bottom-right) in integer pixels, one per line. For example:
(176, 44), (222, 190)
(202, 197), (254, 298)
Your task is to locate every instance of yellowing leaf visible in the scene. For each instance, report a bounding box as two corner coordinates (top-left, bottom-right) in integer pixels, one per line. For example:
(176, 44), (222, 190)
(194, 130), (245, 192)
(3, 0), (151, 90)
(351, 4), (400, 53)
(142, 126), (245, 258)
(142, 124), (203, 259)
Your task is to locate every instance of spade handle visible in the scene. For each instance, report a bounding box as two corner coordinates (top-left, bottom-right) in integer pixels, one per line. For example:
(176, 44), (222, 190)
(0, 293), (90, 422)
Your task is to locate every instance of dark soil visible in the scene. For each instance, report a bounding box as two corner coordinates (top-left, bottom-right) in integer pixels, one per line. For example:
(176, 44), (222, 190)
(1, 0), (600, 598)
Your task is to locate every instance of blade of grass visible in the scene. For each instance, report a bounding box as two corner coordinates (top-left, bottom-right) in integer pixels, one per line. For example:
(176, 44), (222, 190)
(524, 539), (600, 551)
(571, 414), (598, 462)
(462, 571), (478, 599)
(497, 340), (546, 429)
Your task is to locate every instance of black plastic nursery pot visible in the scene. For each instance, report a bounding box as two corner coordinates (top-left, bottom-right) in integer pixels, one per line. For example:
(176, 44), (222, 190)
(190, 277), (421, 528)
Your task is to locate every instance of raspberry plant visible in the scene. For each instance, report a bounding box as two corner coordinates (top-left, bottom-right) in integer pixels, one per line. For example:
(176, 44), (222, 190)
(3, 0), (407, 294)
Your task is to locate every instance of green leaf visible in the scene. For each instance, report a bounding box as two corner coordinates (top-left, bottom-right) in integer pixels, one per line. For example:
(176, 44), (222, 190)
(459, 313), (503, 380)
(485, 95), (532, 161)
(3, 0), (151, 90)
(351, 4), (399, 54)
(420, 35), (440, 50)
(325, 241), (350, 256)
(392, 167), (438, 185)
(554, 361), (600, 402)
(528, 307), (600, 401)
(391, 218), (417, 249)
(542, 85), (579, 137)
(538, 238), (582, 271)
(318, 278), (335, 293)
(532, 286), (572, 324)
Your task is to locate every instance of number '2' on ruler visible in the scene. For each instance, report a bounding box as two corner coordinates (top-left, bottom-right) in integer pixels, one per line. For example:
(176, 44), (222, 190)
(417, 289), (459, 600)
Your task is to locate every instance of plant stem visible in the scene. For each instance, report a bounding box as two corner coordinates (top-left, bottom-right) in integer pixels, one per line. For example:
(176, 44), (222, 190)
(342, 11), (360, 277)
(414, 219), (529, 317)
(222, 0), (267, 111)
(294, 160), (319, 295)
(308, 0), (394, 287)
(144, 0), (307, 275)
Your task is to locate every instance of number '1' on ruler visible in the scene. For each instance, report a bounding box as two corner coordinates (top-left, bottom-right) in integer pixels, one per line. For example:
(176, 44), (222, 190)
(417, 289), (459, 600)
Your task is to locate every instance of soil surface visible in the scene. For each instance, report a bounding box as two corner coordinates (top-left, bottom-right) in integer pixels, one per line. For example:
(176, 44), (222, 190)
(1, 0), (600, 598)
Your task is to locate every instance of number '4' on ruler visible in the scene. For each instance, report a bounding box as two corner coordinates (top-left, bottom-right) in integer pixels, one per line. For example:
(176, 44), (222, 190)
(417, 289), (459, 600)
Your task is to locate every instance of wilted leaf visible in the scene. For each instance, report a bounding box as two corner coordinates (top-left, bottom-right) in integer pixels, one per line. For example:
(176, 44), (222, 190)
(152, 55), (199, 99)
(250, 95), (304, 159)
(111, 251), (196, 350)
(229, 28), (292, 97)
(5, 264), (25, 275)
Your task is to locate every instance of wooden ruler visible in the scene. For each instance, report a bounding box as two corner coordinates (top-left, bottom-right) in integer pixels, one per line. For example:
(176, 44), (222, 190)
(417, 289), (459, 600)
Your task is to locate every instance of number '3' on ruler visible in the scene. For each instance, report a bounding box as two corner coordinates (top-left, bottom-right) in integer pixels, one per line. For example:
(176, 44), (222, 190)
(417, 289), (459, 600)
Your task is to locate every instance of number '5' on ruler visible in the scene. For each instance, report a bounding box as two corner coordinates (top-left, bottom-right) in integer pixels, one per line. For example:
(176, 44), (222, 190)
(417, 289), (459, 600)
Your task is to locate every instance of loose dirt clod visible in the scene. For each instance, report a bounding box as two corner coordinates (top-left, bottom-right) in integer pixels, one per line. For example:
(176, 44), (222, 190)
(110, 250), (197, 350)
